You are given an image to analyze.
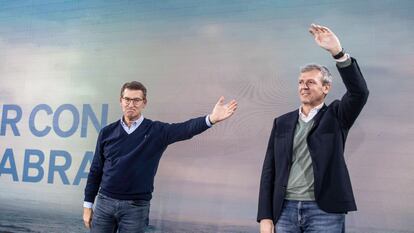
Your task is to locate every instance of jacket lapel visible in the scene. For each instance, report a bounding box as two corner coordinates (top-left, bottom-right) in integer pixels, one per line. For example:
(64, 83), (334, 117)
(310, 104), (328, 134)
(285, 111), (299, 163)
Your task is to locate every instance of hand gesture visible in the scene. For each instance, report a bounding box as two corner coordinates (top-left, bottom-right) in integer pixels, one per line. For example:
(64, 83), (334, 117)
(309, 24), (342, 56)
(209, 96), (238, 124)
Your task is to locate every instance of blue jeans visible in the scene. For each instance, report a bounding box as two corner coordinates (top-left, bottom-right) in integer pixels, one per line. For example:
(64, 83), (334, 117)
(275, 200), (345, 233)
(91, 193), (150, 233)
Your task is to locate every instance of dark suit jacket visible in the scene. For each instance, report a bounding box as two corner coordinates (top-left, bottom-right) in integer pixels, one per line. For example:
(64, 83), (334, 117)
(257, 58), (369, 223)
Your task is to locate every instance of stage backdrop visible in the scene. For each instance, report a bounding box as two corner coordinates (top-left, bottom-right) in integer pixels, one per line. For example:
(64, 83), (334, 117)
(1, 1), (413, 232)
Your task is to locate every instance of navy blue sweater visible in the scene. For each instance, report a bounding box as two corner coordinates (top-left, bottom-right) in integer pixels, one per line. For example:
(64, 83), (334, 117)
(84, 116), (210, 202)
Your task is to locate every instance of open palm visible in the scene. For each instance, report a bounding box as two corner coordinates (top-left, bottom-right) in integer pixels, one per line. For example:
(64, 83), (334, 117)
(309, 24), (342, 55)
(209, 96), (238, 124)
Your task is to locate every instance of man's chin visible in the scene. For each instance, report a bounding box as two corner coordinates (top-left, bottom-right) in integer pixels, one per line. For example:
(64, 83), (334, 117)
(300, 99), (310, 104)
(125, 113), (139, 120)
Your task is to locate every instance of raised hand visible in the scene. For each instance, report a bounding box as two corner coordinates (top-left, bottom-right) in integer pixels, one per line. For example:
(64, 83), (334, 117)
(309, 24), (342, 56)
(209, 96), (238, 124)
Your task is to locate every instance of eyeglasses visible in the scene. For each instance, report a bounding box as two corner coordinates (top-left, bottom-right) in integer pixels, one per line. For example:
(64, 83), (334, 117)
(122, 97), (144, 105)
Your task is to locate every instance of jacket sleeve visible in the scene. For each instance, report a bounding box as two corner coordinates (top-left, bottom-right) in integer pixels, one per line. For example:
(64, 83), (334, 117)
(84, 130), (105, 203)
(336, 57), (369, 129)
(257, 118), (277, 222)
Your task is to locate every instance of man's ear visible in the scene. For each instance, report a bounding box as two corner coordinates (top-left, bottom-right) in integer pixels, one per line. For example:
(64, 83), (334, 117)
(323, 83), (331, 95)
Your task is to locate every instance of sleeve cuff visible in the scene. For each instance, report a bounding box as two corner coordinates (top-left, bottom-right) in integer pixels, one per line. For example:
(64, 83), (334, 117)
(83, 201), (93, 208)
(205, 115), (213, 127)
(336, 53), (351, 68)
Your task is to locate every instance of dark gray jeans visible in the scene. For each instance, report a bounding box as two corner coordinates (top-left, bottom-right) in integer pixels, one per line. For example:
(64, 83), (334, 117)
(91, 193), (150, 233)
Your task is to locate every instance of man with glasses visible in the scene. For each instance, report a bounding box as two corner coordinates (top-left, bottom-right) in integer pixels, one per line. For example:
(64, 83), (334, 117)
(257, 24), (369, 233)
(83, 81), (237, 233)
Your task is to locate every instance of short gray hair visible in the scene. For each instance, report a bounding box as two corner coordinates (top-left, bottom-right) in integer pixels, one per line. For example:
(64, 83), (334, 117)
(300, 64), (332, 84)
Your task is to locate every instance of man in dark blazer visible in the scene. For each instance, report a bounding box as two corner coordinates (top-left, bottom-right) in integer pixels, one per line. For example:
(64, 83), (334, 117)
(257, 24), (369, 233)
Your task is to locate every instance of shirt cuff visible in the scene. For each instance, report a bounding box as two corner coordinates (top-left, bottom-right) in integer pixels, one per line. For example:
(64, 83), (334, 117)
(205, 115), (213, 127)
(335, 53), (351, 68)
(83, 201), (93, 208)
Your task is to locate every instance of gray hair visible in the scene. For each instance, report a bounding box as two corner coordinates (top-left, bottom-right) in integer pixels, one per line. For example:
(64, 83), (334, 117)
(300, 63), (333, 84)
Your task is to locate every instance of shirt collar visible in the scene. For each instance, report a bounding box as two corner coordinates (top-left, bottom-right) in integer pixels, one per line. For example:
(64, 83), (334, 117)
(299, 102), (324, 122)
(120, 115), (144, 129)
